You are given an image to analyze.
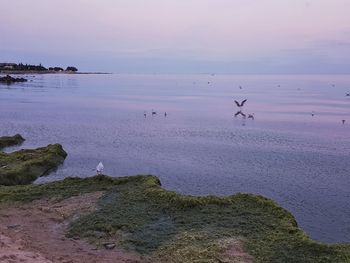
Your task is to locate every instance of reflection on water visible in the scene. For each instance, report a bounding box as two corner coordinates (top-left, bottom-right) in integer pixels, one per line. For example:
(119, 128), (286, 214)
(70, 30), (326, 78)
(0, 74), (349, 243)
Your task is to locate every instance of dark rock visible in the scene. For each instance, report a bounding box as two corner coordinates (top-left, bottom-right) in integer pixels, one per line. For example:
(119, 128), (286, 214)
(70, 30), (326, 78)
(0, 75), (28, 84)
(7, 224), (20, 229)
(0, 134), (25, 150)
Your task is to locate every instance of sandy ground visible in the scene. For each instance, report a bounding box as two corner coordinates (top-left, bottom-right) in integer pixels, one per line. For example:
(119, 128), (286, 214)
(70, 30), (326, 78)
(0, 192), (154, 263)
(0, 192), (252, 263)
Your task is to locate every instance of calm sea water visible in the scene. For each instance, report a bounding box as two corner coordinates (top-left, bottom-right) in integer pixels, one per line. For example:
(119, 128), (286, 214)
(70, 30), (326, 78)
(0, 74), (349, 243)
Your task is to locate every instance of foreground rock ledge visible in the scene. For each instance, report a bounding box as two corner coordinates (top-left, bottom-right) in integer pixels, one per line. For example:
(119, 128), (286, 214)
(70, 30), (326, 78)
(0, 144), (67, 186)
(1, 175), (349, 262)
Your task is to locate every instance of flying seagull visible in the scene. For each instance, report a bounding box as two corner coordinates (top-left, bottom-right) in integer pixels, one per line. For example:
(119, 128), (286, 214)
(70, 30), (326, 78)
(248, 114), (255, 120)
(234, 111), (246, 118)
(96, 162), (104, 175)
(234, 99), (247, 109)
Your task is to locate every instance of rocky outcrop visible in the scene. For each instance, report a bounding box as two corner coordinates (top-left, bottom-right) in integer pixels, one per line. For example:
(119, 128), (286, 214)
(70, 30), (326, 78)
(0, 75), (28, 84)
(0, 144), (67, 186)
(0, 134), (25, 150)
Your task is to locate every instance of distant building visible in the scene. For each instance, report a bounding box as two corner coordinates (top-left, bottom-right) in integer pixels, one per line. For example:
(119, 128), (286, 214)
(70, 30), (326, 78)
(49, 67), (64, 72)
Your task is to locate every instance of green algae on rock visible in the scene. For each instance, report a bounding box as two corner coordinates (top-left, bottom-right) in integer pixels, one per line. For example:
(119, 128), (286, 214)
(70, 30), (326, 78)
(0, 175), (349, 262)
(0, 134), (25, 150)
(0, 144), (67, 186)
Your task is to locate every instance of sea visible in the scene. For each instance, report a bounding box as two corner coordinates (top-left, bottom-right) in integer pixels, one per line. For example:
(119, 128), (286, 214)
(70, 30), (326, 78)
(0, 73), (349, 243)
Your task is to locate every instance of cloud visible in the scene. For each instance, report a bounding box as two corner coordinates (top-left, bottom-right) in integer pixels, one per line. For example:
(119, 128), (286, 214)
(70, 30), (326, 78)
(1, 0), (350, 73)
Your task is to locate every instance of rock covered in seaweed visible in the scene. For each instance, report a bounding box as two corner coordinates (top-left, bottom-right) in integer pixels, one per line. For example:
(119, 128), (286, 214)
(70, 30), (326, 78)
(0, 175), (349, 262)
(0, 134), (25, 150)
(0, 144), (67, 186)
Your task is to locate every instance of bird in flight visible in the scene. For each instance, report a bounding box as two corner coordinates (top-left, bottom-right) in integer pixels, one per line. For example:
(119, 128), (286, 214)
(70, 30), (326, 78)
(234, 99), (247, 108)
(234, 111), (246, 118)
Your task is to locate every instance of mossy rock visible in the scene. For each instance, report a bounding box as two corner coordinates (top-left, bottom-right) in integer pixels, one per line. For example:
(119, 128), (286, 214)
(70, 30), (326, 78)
(1, 175), (349, 262)
(0, 134), (25, 150)
(0, 144), (67, 186)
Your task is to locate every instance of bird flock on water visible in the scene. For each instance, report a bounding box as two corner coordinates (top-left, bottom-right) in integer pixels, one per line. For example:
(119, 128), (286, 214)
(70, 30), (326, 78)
(143, 110), (167, 118)
(95, 80), (349, 173)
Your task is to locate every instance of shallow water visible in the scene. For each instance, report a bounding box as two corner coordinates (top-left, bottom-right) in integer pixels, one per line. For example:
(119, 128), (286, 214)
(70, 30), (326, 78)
(0, 74), (349, 243)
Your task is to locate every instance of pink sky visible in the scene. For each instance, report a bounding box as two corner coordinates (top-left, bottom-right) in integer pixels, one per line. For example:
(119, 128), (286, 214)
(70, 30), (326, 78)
(1, 0), (350, 73)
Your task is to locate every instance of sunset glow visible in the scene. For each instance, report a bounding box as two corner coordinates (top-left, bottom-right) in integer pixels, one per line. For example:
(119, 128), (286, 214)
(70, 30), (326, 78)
(1, 0), (350, 73)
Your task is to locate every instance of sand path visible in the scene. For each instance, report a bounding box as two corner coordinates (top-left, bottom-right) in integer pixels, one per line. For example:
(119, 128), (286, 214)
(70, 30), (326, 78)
(0, 192), (154, 263)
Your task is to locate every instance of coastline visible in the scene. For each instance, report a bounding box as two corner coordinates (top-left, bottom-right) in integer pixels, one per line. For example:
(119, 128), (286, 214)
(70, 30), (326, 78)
(0, 175), (349, 263)
(0, 70), (111, 75)
(1, 134), (349, 262)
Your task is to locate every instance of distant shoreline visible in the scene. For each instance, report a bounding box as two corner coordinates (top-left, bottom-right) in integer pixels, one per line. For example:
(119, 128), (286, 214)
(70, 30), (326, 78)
(0, 70), (111, 75)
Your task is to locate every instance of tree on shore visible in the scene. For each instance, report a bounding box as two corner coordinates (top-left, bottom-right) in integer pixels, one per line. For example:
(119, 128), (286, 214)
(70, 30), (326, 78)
(14, 63), (47, 71)
(66, 66), (78, 72)
(1, 63), (78, 72)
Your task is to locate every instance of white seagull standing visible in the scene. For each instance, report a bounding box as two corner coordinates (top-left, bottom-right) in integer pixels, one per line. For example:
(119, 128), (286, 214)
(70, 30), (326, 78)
(96, 162), (104, 175)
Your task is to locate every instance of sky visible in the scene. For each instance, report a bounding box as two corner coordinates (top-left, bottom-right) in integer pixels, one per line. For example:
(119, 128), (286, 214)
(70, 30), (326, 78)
(1, 0), (350, 73)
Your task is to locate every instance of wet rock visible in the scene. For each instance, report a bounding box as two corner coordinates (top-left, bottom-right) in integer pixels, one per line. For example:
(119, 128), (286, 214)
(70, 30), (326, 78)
(0, 134), (25, 150)
(0, 75), (28, 84)
(0, 143), (67, 185)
